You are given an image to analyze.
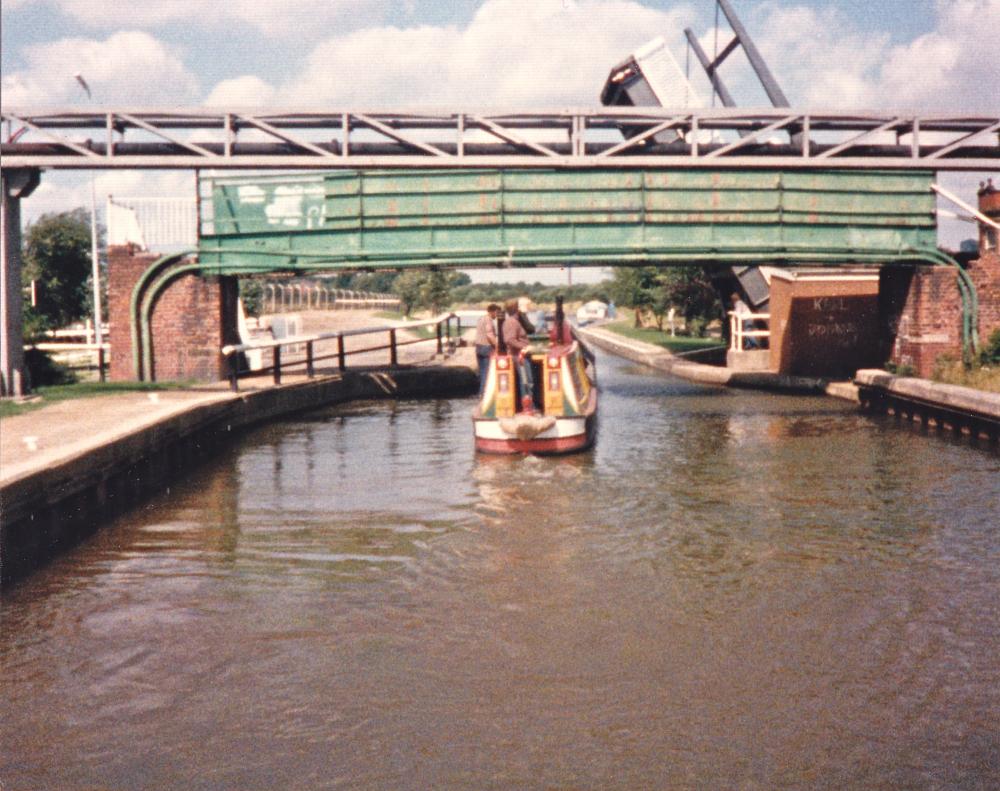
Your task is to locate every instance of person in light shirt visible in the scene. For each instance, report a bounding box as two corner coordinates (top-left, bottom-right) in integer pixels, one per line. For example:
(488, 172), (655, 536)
(474, 303), (500, 395)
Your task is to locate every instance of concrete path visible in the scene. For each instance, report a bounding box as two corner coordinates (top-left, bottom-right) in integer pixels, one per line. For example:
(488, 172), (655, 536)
(1, 309), (474, 488)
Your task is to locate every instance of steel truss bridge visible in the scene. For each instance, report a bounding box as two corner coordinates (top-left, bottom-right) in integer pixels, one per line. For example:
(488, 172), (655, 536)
(2, 107), (998, 171)
(3, 106), (998, 392)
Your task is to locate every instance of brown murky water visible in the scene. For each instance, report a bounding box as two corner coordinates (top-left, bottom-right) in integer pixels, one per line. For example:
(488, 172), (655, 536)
(2, 353), (999, 790)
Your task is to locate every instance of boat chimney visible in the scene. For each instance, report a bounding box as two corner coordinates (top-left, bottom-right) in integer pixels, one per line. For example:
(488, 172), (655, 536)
(555, 296), (565, 344)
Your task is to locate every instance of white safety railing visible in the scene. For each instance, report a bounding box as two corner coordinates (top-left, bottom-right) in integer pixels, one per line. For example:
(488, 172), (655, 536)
(263, 283), (399, 314)
(728, 311), (770, 351)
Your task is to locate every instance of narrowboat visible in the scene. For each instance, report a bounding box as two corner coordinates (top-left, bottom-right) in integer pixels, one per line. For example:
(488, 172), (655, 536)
(473, 301), (597, 455)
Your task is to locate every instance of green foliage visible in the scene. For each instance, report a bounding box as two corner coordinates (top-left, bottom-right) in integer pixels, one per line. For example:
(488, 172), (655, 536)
(657, 267), (720, 322)
(393, 271), (428, 316)
(389, 270), (459, 315)
(24, 348), (77, 388)
(979, 328), (1000, 366)
(420, 270), (451, 314)
(450, 280), (609, 306)
(349, 271), (400, 293)
(609, 266), (721, 331)
(609, 267), (657, 326)
(21, 208), (96, 332)
(239, 278), (264, 317)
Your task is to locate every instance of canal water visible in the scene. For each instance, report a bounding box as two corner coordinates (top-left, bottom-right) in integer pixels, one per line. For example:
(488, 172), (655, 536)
(2, 352), (999, 790)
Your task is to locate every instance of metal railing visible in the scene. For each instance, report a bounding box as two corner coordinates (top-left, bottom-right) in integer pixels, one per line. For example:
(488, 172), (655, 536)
(728, 311), (771, 351)
(220, 313), (458, 392)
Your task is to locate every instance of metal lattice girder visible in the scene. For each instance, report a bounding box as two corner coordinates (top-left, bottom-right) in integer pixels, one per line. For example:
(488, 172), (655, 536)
(1, 108), (997, 170)
(197, 168), (939, 273)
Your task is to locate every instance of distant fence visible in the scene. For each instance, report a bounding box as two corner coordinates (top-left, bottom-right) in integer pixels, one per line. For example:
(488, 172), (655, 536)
(263, 283), (400, 314)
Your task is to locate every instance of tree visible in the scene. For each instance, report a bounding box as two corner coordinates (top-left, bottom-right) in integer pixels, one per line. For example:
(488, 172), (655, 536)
(393, 271), (425, 316)
(608, 265), (720, 334)
(609, 267), (658, 327)
(656, 266), (720, 326)
(420, 270), (451, 314)
(21, 209), (95, 336)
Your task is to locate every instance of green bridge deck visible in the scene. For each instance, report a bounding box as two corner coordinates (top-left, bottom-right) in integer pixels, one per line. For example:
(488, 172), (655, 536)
(197, 168), (938, 273)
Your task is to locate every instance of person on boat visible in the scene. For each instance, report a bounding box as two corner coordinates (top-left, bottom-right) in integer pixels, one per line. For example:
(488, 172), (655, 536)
(730, 292), (759, 349)
(502, 299), (535, 413)
(516, 298), (536, 335)
(474, 303), (500, 395)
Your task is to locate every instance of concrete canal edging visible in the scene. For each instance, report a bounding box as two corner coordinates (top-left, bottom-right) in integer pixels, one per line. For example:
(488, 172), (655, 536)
(0, 365), (477, 587)
(855, 369), (1000, 443)
(576, 324), (998, 442)
(575, 325), (847, 397)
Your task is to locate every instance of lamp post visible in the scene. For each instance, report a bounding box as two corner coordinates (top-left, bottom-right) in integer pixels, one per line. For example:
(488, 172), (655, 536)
(75, 73), (103, 347)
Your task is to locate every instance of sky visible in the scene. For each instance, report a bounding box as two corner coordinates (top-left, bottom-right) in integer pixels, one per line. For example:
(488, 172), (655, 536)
(2, 0), (998, 283)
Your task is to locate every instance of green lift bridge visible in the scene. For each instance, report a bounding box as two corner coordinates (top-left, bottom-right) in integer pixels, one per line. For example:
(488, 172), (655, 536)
(130, 168), (976, 380)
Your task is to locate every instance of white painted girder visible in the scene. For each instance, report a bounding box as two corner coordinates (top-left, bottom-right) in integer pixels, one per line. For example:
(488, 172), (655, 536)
(1, 108), (998, 171)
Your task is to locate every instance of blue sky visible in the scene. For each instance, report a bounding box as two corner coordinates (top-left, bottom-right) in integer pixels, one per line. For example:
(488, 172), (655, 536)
(2, 0), (997, 280)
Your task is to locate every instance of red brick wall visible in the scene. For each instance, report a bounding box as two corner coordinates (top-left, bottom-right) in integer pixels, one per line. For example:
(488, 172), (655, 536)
(769, 276), (881, 377)
(881, 251), (1000, 377)
(882, 266), (959, 377)
(107, 245), (238, 382)
(970, 251), (1000, 347)
(107, 245), (156, 381)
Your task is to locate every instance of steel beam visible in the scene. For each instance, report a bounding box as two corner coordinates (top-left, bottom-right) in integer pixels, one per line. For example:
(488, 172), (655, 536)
(716, 0), (791, 108)
(2, 108), (996, 171)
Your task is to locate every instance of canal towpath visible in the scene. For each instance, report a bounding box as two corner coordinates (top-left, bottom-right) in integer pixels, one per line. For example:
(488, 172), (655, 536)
(1, 310), (473, 486)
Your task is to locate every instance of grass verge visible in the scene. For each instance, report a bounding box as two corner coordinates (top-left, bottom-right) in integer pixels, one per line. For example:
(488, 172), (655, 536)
(602, 319), (725, 354)
(1, 381), (189, 419)
(931, 360), (1000, 393)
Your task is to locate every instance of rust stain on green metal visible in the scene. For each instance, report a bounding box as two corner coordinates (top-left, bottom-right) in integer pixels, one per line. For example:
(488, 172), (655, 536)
(200, 168), (936, 273)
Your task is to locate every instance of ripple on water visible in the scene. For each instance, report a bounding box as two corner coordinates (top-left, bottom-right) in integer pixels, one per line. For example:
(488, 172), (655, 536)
(2, 353), (999, 789)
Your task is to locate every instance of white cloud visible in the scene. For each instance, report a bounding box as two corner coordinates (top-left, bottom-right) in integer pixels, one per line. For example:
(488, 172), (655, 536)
(8, 0), (996, 241)
(715, 0), (1000, 113)
(877, 0), (1000, 112)
(25, 171), (195, 225)
(204, 76), (277, 107)
(13, 0), (383, 37)
(2, 31), (199, 106)
(283, 0), (697, 107)
(747, 3), (887, 109)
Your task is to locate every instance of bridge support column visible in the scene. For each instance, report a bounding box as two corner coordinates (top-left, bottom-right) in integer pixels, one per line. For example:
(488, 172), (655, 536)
(107, 244), (239, 382)
(881, 250), (1000, 377)
(1, 169), (40, 397)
